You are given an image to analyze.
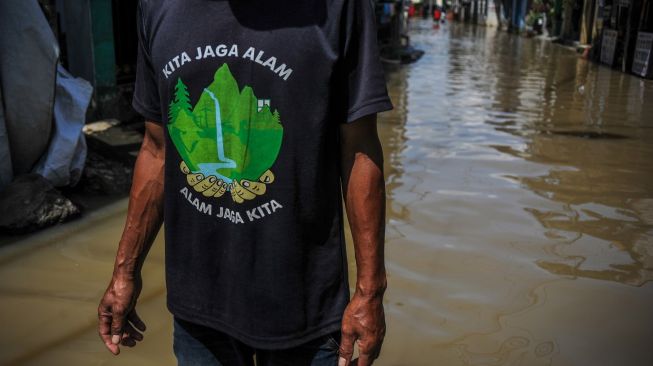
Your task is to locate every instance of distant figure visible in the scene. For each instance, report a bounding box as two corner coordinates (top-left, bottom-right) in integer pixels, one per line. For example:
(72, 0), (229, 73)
(434, 7), (443, 22)
(98, 0), (392, 366)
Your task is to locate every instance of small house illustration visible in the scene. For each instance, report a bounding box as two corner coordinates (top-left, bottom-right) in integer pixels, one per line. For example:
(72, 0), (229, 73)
(257, 99), (270, 112)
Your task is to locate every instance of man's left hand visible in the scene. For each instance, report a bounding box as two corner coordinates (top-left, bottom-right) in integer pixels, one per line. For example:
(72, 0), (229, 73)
(338, 292), (386, 366)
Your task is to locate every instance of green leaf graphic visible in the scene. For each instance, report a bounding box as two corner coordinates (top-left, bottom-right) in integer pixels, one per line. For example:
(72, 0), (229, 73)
(167, 64), (283, 182)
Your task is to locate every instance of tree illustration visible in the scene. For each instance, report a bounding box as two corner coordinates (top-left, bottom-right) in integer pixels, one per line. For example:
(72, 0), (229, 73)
(272, 110), (281, 123)
(169, 78), (192, 122)
(167, 101), (176, 122)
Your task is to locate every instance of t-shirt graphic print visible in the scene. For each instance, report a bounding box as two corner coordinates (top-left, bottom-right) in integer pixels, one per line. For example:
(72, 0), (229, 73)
(169, 64), (283, 204)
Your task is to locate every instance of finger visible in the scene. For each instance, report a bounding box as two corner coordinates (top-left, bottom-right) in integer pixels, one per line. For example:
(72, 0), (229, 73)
(202, 177), (223, 197)
(123, 322), (144, 342)
(110, 307), (127, 345)
(98, 308), (120, 355)
(180, 161), (190, 174)
(194, 175), (216, 193)
(371, 339), (383, 360)
(357, 353), (374, 366)
(259, 169), (275, 183)
(338, 329), (356, 366)
(372, 347), (381, 361)
(240, 179), (266, 195)
(128, 309), (147, 332)
(121, 335), (137, 348)
(187, 173), (204, 186)
(233, 180), (256, 200)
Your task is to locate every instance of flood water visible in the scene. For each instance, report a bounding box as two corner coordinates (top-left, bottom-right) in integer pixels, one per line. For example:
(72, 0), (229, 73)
(1, 22), (653, 366)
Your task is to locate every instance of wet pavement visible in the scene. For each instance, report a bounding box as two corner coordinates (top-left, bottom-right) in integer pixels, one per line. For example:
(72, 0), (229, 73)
(2, 21), (653, 365)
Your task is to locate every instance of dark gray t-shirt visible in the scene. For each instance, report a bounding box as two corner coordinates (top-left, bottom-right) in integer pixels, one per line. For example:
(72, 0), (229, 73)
(133, 0), (392, 349)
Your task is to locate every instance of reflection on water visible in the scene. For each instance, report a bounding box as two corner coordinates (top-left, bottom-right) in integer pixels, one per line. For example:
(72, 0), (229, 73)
(376, 22), (653, 366)
(1, 21), (653, 366)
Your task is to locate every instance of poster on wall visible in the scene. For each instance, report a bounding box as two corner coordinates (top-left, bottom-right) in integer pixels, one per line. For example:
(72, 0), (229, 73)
(632, 32), (653, 79)
(601, 29), (618, 66)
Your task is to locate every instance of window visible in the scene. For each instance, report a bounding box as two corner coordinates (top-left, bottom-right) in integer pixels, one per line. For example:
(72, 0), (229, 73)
(257, 99), (271, 112)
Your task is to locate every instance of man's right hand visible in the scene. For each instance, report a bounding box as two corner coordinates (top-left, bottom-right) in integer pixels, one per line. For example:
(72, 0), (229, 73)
(97, 121), (164, 355)
(98, 274), (146, 355)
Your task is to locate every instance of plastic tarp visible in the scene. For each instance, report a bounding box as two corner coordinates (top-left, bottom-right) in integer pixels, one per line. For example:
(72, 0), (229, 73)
(0, 0), (59, 187)
(34, 65), (92, 187)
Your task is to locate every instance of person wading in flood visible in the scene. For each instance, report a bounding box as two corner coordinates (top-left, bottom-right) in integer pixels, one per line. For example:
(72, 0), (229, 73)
(98, 0), (392, 365)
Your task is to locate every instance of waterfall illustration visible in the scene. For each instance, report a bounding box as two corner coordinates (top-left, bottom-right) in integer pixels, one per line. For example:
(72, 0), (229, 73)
(167, 64), (284, 202)
(197, 88), (237, 183)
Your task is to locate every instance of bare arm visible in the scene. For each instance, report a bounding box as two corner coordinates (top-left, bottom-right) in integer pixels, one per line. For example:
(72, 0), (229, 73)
(338, 114), (387, 366)
(98, 121), (165, 355)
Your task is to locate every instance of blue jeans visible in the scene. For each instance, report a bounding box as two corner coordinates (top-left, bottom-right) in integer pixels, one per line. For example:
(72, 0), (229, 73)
(173, 318), (341, 366)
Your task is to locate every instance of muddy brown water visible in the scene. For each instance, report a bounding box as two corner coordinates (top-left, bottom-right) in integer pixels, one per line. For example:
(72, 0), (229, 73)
(1, 22), (652, 366)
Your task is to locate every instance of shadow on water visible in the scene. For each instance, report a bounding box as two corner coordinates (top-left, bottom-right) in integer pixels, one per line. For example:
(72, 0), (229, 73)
(545, 130), (628, 139)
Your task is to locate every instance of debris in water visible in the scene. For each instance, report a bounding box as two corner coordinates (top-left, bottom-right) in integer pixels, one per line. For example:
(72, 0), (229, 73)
(548, 130), (628, 139)
(0, 174), (81, 234)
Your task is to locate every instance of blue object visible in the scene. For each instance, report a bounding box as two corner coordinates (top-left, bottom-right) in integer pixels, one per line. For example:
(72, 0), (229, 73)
(34, 65), (93, 187)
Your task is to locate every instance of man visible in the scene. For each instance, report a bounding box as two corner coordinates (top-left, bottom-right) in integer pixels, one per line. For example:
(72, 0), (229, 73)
(98, 0), (392, 365)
